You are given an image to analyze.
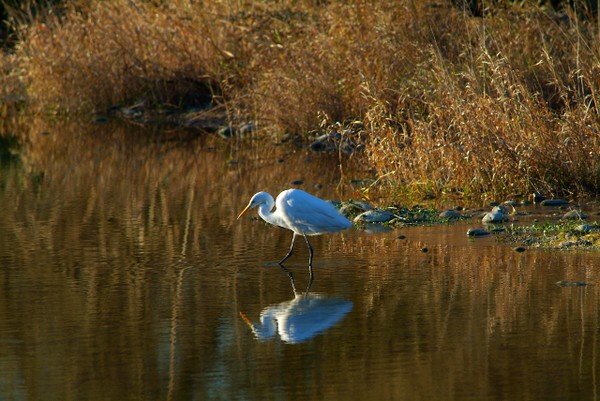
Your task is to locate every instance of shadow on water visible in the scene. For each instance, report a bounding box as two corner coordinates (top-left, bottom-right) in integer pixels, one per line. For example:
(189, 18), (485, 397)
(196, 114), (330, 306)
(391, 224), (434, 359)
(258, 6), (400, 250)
(239, 269), (353, 344)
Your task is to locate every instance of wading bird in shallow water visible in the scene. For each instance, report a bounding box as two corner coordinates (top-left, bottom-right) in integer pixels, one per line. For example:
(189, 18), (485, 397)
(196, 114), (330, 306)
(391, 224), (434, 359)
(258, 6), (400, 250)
(237, 189), (352, 280)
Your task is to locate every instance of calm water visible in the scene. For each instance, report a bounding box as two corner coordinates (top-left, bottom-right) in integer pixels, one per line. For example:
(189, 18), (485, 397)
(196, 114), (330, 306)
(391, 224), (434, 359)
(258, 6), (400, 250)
(1, 122), (599, 401)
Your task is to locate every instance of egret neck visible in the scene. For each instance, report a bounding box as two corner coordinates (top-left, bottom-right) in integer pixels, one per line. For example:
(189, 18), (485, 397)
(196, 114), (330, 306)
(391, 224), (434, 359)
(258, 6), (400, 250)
(256, 196), (286, 229)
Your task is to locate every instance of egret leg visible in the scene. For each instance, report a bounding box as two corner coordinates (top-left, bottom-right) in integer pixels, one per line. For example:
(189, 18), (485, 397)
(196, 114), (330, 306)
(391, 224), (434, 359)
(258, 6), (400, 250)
(302, 233), (314, 267)
(278, 233), (296, 265)
(302, 234), (315, 289)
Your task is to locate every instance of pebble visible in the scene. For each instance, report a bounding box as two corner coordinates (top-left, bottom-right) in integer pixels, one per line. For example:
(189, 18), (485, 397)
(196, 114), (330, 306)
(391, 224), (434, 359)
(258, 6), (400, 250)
(309, 132), (340, 152)
(388, 217), (408, 225)
(540, 199), (569, 206)
(562, 210), (588, 220)
(309, 140), (333, 152)
(574, 224), (593, 233)
(467, 227), (490, 237)
(532, 192), (546, 203)
(339, 201), (372, 217)
(482, 206), (509, 223)
(354, 209), (396, 223)
(339, 204), (357, 216)
(309, 132), (359, 155)
(353, 201), (373, 211)
(439, 210), (462, 219)
(556, 281), (590, 287)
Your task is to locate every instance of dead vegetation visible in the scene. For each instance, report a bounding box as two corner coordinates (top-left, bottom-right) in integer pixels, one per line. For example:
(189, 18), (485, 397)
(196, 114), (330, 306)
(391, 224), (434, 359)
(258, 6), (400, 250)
(3, 0), (600, 198)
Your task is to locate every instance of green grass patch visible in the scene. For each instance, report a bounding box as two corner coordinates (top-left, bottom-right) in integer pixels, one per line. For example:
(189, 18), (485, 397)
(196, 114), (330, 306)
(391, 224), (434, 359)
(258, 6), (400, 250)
(501, 221), (600, 250)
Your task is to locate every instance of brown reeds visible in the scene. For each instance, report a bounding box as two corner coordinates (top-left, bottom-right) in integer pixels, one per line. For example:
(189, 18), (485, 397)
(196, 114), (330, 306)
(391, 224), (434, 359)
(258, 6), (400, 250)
(5, 0), (600, 197)
(14, 0), (232, 111)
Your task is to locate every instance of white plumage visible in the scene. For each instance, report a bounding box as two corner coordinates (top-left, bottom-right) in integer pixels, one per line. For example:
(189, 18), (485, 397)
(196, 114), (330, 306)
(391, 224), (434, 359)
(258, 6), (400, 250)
(237, 189), (352, 270)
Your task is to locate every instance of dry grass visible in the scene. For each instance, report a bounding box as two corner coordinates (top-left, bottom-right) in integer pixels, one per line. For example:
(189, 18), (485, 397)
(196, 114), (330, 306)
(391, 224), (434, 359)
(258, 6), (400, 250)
(0, 51), (26, 120)
(14, 0), (231, 111)
(5, 0), (600, 198)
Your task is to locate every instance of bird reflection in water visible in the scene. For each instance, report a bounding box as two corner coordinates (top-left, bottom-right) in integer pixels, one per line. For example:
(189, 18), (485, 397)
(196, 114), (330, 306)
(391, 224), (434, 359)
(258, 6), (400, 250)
(240, 269), (353, 344)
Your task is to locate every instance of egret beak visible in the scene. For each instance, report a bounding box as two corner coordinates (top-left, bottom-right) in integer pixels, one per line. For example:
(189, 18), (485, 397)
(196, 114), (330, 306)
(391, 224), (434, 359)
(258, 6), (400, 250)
(239, 312), (253, 329)
(237, 203), (251, 220)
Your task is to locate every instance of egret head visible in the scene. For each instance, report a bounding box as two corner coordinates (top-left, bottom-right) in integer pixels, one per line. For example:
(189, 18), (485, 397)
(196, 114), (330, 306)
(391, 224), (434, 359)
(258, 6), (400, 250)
(237, 191), (273, 219)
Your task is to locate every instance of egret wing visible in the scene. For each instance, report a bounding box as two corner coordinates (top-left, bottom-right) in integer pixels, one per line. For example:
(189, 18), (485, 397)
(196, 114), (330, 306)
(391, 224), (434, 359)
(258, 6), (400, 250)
(276, 189), (351, 234)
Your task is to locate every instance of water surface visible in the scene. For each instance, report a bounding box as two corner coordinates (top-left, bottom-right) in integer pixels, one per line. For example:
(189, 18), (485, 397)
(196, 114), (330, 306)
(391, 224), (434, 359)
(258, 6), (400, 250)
(0, 122), (599, 401)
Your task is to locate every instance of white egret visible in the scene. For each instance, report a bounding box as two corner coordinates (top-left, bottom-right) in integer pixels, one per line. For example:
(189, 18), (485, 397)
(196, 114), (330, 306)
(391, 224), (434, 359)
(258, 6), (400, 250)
(237, 189), (352, 274)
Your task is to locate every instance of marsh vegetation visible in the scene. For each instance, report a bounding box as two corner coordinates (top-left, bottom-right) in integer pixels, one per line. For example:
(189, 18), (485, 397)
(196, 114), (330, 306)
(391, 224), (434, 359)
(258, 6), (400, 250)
(0, 0), (598, 199)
